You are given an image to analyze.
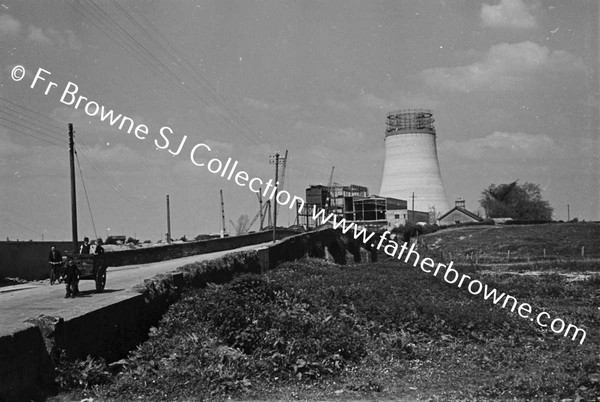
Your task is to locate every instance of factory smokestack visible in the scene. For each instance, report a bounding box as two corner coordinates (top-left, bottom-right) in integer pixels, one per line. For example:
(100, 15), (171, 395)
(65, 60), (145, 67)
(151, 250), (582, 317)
(379, 109), (449, 216)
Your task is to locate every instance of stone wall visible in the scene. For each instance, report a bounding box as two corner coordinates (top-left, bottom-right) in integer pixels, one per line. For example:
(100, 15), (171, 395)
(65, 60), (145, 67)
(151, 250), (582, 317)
(0, 230), (299, 281)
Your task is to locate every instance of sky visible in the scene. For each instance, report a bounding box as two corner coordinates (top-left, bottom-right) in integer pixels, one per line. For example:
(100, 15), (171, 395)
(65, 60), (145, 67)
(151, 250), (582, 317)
(0, 0), (598, 242)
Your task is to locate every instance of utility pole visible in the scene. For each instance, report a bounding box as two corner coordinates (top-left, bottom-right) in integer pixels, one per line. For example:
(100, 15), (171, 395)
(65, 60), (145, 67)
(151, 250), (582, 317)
(567, 204), (570, 222)
(69, 123), (78, 253)
(220, 190), (226, 238)
(166, 194), (171, 243)
(269, 152), (280, 242)
(411, 192), (415, 224)
(258, 189), (263, 231)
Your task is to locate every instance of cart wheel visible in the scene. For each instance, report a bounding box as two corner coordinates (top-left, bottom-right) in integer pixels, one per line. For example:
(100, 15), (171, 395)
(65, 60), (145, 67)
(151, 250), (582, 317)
(95, 268), (106, 292)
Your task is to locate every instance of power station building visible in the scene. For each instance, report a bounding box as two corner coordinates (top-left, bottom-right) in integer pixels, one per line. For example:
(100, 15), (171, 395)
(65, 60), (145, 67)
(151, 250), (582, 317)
(379, 109), (450, 218)
(298, 184), (430, 231)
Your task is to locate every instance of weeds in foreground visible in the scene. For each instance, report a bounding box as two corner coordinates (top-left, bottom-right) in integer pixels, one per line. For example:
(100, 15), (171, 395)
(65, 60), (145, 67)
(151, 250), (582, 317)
(62, 258), (600, 401)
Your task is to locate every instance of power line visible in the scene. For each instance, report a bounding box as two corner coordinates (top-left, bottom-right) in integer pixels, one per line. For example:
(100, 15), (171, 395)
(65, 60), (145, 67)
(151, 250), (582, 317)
(73, 135), (163, 209)
(0, 109), (65, 143)
(115, 0), (270, 144)
(68, 0), (267, 146)
(75, 151), (98, 239)
(0, 116), (64, 148)
(0, 215), (39, 237)
(0, 96), (65, 132)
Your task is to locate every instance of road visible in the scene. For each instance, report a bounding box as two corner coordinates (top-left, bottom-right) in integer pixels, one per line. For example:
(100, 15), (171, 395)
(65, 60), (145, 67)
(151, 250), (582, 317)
(0, 241), (273, 336)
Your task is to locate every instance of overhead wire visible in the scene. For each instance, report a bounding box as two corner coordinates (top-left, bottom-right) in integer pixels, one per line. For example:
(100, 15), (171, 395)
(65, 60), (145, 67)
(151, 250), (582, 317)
(114, 0), (269, 144)
(0, 109), (65, 142)
(73, 134), (163, 209)
(0, 116), (64, 148)
(69, 0), (268, 147)
(68, 0), (223, 119)
(0, 207), (64, 234)
(0, 96), (66, 133)
(75, 150), (98, 239)
(0, 215), (39, 237)
(93, 0), (262, 142)
(0, 95), (163, 209)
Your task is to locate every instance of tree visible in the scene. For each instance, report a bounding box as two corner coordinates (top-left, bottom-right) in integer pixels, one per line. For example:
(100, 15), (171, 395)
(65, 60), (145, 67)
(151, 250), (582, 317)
(480, 181), (553, 220)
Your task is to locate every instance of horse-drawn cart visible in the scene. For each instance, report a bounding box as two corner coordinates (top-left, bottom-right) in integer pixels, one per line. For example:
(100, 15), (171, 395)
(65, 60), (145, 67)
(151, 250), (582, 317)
(72, 254), (107, 292)
(50, 254), (107, 292)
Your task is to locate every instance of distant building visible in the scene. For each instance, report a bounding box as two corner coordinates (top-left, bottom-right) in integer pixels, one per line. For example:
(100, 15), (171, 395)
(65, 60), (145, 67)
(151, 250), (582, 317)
(492, 217), (513, 224)
(299, 184), (429, 231)
(105, 235), (126, 245)
(438, 198), (483, 226)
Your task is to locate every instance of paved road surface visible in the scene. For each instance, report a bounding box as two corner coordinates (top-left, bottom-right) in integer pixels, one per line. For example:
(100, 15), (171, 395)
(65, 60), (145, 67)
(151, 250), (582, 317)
(0, 242), (273, 336)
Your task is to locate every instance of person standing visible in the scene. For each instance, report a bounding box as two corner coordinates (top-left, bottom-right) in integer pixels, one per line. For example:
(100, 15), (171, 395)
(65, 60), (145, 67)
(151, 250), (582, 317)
(80, 237), (91, 254)
(94, 238), (104, 255)
(48, 246), (63, 285)
(64, 260), (80, 298)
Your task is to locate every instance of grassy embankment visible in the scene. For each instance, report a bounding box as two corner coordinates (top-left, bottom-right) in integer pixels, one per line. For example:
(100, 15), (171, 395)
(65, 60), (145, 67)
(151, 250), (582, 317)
(55, 223), (600, 401)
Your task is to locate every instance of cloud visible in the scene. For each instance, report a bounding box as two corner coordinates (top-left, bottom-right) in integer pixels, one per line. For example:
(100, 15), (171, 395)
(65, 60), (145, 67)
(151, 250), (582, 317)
(579, 137), (600, 159)
(325, 98), (349, 111)
(358, 93), (390, 110)
(242, 97), (300, 114)
(0, 13), (20, 36)
(243, 97), (269, 110)
(0, 129), (25, 157)
(27, 25), (52, 44)
(443, 131), (561, 160)
(481, 0), (538, 29)
(338, 127), (365, 143)
(358, 92), (438, 111)
(26, 25), (82, 50)
(421, 41), (586, 92)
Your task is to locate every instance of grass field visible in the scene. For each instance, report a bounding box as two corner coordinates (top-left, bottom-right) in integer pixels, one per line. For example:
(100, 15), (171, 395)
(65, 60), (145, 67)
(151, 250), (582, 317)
(55, 222), (600, 401)
(422, 222), (600, 264)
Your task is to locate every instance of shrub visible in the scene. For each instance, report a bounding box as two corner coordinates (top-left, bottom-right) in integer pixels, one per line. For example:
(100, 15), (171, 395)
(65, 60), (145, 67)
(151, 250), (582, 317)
(54, 352), (111, 391)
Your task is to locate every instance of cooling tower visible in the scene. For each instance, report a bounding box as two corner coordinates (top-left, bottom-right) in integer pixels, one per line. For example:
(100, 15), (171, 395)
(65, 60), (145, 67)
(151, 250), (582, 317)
(379, 109), (449, 216)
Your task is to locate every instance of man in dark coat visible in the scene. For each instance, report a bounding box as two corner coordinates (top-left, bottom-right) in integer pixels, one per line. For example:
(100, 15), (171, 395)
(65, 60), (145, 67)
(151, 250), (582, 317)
(64, 260), (80, 298)
(48, 246), (63, 284)
(94, 238), (104, 255)
(80, 237), (91, 254)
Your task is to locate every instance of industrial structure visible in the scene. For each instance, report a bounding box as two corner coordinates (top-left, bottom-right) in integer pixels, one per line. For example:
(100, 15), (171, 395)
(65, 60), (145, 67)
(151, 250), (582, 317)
(379, 109), (449, 218)
(297, 184), (430, 231)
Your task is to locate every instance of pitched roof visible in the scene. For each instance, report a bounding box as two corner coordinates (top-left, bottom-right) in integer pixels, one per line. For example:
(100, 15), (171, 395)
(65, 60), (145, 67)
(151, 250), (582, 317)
(438, 206), (483, 222)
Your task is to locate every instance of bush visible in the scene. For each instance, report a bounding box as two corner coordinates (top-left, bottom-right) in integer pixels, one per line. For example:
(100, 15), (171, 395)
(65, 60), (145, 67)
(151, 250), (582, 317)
(54, 352), (111, 391)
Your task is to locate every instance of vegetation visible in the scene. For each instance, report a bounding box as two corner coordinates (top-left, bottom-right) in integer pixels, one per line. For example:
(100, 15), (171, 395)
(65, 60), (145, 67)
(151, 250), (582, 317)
(423, 222), (600, 263)
(391, 222), (440, 242)
(125, 237), (139, 245)
(480, 181), (553, 220)
(59, 251), (600, 401)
